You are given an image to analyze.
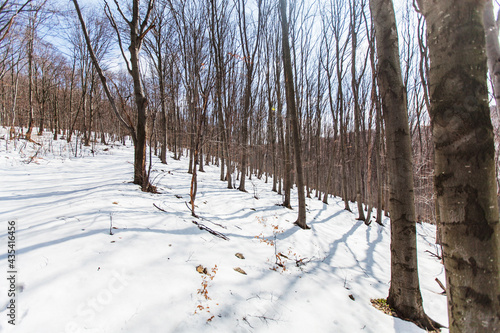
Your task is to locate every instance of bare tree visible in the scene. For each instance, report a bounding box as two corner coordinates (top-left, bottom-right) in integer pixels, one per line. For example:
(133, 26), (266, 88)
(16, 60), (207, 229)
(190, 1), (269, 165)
(25, 1), (45, 141)
(236, 0), (262, 192)
(72, 0), (156, 192)
(144, 0), (172, 164)
(321, 0), (351, 211)
(349, 0), (368, 221)
(208, 0), (233, 188)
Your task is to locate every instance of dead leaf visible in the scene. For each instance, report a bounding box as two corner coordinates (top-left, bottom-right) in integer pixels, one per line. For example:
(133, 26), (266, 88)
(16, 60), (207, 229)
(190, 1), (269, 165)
(233, 267), (247, 275)
(235, 253), (245, 259)
(196, 265), (208, 274)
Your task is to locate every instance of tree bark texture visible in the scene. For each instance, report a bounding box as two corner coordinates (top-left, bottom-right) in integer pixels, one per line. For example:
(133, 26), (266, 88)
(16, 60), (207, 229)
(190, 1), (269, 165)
(419, 0), (500, 331)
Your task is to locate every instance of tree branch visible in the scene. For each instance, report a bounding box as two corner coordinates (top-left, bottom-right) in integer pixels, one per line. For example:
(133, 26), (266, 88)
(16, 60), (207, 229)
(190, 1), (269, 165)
(104, 1), (132, 74)
(140, 0), (155, 34)
(112, 0), (130, 26)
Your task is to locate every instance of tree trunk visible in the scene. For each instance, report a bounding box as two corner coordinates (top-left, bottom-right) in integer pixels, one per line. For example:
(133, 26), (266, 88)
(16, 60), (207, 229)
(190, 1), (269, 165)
(350, 6), (366, 221)
(130, 36), (148, 189)
(370, 0), (440, 330)
(280, 0), (309, 229)
(418, 0), (500, 331)
(484, 0), (500, 199)
(238, 76), (250, 192)
(159, 55), (167, 164)
(276, 55), (291, 208)
(26, 22), (34, 141)
(52, 89), (59, 140)
(484, 0), (500, 113)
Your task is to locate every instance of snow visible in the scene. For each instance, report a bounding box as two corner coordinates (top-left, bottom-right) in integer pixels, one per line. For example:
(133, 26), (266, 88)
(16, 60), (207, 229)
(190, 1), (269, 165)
(0, 128), (448, 333)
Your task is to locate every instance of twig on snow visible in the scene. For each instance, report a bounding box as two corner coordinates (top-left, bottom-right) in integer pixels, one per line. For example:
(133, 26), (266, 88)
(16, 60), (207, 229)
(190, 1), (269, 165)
(192, 220), (229, 240)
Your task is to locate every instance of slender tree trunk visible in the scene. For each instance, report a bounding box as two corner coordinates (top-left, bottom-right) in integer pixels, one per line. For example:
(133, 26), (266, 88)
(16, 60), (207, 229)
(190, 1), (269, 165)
(350, 2), (366, 221)
(340, 104), (350, 211)
(418, 1), (500, 331)
(375, 97), (383, 225)
(52, 89), (59, 140)
(280, 0), (309, 229)
(370, 0), (440, 330)
(238, 76), (250, 192)
(9, 61), (19, 139)
(159, 58), (167, 164)
(26, 24), (34, 141)
(266, 65), (277, 193)
(276, 56), (291, 208)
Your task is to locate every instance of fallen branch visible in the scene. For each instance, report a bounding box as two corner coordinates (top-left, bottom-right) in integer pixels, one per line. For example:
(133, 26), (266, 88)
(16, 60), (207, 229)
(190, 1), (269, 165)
(425, 250), (442, 260)
(183, 201), (227, 229)
(153, 203), (167, 212)
(154, 202), (231, 234)
(247, 315), (279, 323)
(435, 278), (446, 295)
(192, 220), (229, 241)
(198, 215), (227, 229)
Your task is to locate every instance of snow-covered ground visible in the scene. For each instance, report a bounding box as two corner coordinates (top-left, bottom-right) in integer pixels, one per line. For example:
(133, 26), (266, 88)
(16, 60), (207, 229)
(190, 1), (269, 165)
(0, 128), (448, 333)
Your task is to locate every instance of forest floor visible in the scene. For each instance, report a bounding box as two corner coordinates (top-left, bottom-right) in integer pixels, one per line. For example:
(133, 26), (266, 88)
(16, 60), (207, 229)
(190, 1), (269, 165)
(0, 128), (448, 333)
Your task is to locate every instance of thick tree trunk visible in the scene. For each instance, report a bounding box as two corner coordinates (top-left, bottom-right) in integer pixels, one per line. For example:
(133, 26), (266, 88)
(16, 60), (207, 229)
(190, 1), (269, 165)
(370, 0), (440, 330)
(484, 0), (500, 199)
(419, 0), (500, 331)
(280, 0), (309, 229)
(130, 35), (149, 189)
(484, 0), (500, 112)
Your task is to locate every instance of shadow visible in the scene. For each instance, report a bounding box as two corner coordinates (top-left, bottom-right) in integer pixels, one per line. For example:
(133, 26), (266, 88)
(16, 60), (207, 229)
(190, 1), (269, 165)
(310, 209), (343, 225)
(323, 221), (364, 266)
(0, 229), (104, 261)
(308, 202), (329, 224)
(0, 226), (197, 261)
(363, 224), (384, 279)
(0, 183), (130, 216)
